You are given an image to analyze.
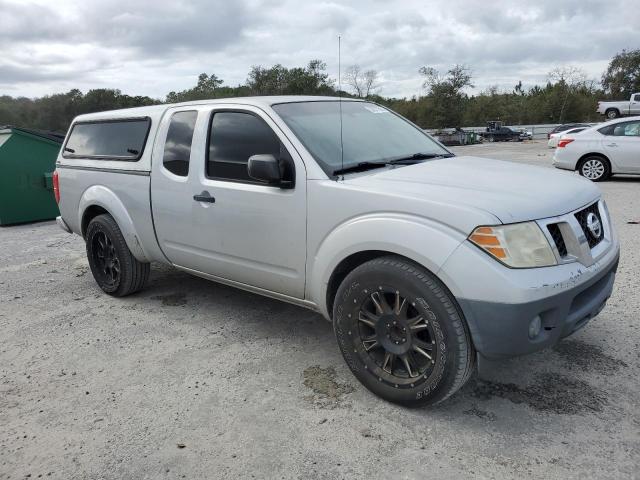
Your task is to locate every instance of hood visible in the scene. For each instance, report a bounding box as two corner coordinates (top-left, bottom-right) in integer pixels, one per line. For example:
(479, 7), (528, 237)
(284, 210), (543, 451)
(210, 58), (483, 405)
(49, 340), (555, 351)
(346, 156), (600, 224)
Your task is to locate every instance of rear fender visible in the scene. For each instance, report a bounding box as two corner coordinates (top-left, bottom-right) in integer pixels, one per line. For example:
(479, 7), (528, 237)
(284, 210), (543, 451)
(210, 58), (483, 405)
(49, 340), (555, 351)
(78, 185), (149, 262)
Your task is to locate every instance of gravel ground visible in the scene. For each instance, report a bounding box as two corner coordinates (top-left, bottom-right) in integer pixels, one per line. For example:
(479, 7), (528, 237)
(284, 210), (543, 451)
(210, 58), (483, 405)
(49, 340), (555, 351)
(1, 141), (639, 479)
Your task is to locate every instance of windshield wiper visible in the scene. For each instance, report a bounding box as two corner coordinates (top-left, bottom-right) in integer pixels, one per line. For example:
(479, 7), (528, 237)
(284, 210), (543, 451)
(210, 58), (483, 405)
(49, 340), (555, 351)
(332, 152), (454, 177)
(387, 152), (454, 163)
(332, 161), (388, 176)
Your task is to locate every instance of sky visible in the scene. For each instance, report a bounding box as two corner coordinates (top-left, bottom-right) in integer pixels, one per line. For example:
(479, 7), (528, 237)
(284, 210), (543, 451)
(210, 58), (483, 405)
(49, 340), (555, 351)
(0, 0), (637, 100)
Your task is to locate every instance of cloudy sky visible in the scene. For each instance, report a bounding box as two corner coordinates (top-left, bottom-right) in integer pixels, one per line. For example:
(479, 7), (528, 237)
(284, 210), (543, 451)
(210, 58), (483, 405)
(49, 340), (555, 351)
(1, 0), (637, 100)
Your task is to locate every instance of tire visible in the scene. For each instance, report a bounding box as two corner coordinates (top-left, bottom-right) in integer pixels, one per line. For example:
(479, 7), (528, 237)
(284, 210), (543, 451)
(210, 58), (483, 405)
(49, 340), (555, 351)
(578, 156), (611, 182)
(605, 109), (619, 120)
(487, 135), (495, 142)
(332, 256), (475, 407)
(86, 214), (150, 296)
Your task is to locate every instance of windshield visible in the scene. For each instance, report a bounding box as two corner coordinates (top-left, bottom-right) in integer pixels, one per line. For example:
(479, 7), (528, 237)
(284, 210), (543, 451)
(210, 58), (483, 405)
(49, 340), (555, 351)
(272, 101), (450, 176)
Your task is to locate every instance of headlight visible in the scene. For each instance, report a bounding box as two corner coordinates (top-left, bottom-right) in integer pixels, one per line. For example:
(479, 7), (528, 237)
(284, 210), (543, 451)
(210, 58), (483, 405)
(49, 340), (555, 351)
(469, 222), (557, 268)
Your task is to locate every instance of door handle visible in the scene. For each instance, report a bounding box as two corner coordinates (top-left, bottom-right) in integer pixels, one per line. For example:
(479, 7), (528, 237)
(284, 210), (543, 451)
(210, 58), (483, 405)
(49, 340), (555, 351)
(606, 143), (618, 147)
(193, 191), (216, 203)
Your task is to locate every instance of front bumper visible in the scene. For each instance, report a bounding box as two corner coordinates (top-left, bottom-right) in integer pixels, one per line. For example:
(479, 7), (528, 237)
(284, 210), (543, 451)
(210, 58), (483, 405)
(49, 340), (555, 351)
(438, 199), (619, 359)
(457, 249), (619, 358)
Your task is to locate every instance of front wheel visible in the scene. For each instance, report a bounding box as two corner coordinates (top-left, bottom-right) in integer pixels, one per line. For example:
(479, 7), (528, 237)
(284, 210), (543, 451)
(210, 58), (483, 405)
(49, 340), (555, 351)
(578, 156), (611, 182)
(333, 256), (475, 407)
(86, 214), (150, 296)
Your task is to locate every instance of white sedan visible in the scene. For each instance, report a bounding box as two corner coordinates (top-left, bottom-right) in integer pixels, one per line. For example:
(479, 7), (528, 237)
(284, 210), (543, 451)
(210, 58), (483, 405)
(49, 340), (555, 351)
(547, 127), (587, 148)
(553, 116), (640, 181)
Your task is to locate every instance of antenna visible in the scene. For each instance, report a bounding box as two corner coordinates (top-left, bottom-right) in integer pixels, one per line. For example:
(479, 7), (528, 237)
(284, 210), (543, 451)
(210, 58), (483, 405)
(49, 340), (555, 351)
(338, 35), (344, 180)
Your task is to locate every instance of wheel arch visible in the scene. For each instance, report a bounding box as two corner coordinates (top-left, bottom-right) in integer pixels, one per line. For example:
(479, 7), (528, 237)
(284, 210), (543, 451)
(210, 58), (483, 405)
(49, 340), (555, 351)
(308, 214), (468, 320)
(78, 185), (150, 262)
(576, 152), (612, 172)
(81, 205), (109, 237)
(326, 250), (394, 318)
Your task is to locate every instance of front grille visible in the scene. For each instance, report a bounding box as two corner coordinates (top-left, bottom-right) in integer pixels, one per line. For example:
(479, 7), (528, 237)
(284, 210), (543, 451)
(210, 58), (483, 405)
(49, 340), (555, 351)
(575, 203), (604, 248)
(547, 223), (567, 256)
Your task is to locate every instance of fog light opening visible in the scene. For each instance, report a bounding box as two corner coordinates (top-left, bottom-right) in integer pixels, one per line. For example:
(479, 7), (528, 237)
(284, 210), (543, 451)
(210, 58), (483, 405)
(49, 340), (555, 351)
(528, 315), (542, 339)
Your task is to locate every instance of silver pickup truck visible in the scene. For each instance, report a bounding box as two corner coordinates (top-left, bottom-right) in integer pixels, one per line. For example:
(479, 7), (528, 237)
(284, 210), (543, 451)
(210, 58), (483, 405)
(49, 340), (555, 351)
(597, 93), (640, 119)
(54, 96), (620, 406)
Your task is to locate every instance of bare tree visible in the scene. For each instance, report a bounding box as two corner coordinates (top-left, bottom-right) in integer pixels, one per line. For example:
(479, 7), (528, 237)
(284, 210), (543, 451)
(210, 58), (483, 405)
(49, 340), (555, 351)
(343, 65), (379, 97)
(548, 66), (588, 122)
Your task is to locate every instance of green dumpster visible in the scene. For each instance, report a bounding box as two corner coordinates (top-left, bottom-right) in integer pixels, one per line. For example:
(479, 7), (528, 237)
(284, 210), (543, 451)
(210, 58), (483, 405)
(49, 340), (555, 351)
(0, 127), (64, 225)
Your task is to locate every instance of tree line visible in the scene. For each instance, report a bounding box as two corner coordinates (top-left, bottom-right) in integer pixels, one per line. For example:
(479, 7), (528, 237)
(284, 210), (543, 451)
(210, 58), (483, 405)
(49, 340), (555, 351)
(1, 49), (638, 133)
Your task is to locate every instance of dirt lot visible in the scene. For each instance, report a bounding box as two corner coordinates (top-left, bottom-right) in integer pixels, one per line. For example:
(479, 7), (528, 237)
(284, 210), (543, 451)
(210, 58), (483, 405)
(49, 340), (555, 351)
(1, 141), (639, 479)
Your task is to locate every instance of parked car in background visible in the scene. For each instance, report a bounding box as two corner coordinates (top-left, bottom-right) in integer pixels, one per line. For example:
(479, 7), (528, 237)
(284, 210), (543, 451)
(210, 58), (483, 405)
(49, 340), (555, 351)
(553, 116), (640, 181)
(512, 127), (532, 140)
(483, 121), (521, 142)
(548, 127), (588, 148)
(597, 93), (640, 119)
(547, 123), (591, 139)
(54, 97), (619, 407)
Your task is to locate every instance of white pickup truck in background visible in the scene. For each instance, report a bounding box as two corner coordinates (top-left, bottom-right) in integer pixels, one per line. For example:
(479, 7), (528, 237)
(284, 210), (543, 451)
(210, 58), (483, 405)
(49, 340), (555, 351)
(597, 93), (640, 119)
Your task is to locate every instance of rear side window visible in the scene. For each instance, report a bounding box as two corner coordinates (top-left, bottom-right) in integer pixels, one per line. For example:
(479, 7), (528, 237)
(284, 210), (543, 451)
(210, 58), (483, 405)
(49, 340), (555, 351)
(600, 121), (640, 136)
(163, 111), (198, 176)
(207, 111), (281, 182)
(63, 118), (151, 160)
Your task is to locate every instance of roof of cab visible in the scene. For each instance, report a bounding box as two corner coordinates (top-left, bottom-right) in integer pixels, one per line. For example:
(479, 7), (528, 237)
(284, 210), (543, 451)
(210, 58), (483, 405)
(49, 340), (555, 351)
(72, 95), (363, 122)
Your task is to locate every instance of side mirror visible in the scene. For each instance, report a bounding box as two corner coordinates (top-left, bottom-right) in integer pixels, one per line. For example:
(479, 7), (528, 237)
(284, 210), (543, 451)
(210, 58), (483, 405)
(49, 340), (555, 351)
(247, 154), (282, 185)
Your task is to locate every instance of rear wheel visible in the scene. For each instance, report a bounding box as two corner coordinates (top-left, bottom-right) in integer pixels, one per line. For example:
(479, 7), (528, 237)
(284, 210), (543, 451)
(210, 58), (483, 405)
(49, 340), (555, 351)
(605, 109), (619, 120)
(333, 256), (475, 407)
(578, 156), (611, 182)
(86, 214), (150, 296)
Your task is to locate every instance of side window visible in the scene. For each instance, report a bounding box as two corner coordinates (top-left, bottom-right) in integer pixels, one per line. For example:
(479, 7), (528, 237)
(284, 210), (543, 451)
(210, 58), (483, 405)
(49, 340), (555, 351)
(63, 118), (150, 160)
(207, 111), (286, 183)
(163, 111), (198, 176)
(622, 121), (640, 136)
(608, 121), (640, 137)
(633, 94), (640, 102)
(598, 125), (613, 135)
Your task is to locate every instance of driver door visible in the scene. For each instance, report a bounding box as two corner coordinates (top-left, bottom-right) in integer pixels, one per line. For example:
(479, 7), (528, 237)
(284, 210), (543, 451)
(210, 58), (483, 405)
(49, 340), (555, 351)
(151, 104), (307, 298)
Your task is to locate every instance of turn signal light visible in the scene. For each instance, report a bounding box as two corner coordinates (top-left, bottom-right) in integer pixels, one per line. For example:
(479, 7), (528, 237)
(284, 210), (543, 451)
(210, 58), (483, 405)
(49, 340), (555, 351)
(468, 223), (557, 268)
(469, 227), (507, 259)
(557, 138), (574, 148)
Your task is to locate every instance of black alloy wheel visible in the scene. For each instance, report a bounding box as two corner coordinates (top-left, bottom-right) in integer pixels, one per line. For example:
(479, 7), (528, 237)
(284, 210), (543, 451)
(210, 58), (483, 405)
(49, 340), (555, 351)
(333, 256), (475, 407)
(357, 288), (438, 383)
(86, 214), (150, 296)
(91, 230), (121, 288)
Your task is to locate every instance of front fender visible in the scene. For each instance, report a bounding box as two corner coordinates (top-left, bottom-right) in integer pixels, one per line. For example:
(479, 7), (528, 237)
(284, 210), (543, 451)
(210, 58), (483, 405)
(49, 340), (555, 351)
(307, 213), (470, 319)
(78, 185), (149, 262)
